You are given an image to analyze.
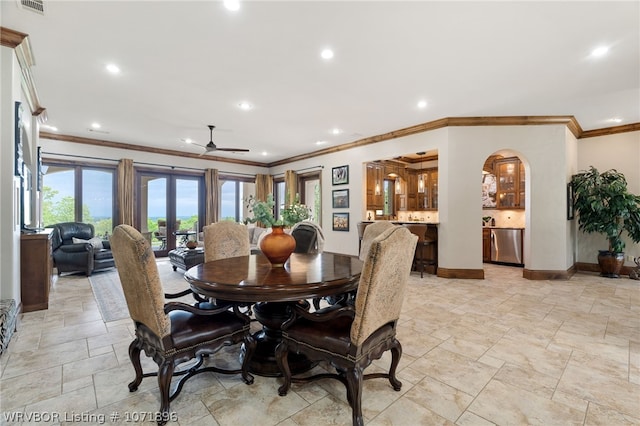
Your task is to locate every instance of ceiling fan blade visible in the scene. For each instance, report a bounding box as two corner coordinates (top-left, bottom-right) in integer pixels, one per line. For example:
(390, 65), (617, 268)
(215, 147), (250, 152)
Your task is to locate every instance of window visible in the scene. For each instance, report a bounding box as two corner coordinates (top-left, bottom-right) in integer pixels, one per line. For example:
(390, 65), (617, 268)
(299, 172), (321, 224)
(220, 178), (255, 222)
(42, 162), (115, 235)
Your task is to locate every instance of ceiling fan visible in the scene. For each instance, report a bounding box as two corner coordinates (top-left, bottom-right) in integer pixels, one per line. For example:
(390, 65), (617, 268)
(189, 125), (249, 155)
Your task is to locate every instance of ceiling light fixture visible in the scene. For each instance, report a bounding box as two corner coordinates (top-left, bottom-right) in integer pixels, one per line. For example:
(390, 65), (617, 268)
(610, 117), (622, 123)
(316, 140), (328, 145)
(394, 160), (402, 195)
(91, 122), (101, 129)
(105, 64), (120, 74)
(238, 101), (253, 110)
(417, 100), (427, 109)
(224, 0), (240, 12)
(591, 46), (609, 57)
(417, 151), (425, 194)
(321, 48), (334, 60)
(331, 128), (342, 135)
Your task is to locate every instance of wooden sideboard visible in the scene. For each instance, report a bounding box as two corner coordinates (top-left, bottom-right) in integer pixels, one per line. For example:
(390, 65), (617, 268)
(20, 229), (55, 312)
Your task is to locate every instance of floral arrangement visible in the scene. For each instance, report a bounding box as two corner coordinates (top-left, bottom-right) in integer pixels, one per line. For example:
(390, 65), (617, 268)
(245, 194), (310, 227)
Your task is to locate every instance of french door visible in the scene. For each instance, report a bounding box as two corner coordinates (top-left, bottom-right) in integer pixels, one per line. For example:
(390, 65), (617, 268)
(136, 170), (203, 256)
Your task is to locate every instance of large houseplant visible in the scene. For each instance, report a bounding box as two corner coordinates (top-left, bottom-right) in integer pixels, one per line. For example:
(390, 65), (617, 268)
(245, 194), (310, 266)
(571, 166), (640, 277)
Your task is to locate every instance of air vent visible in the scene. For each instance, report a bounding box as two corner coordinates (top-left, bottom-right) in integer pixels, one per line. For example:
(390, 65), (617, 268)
(20, 0), (44, 14)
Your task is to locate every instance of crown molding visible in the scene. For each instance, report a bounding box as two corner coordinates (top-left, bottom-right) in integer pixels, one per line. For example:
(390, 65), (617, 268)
(42, 116), (638, 169)
(39, 132), (266, 167)
(1, 26), (47, 123)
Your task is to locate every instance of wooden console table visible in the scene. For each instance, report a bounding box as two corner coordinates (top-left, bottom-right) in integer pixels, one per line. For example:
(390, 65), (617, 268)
(20, 229), (55, 312)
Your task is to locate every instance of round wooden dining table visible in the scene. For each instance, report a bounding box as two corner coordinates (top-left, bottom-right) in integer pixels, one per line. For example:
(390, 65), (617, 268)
(184, 252), (363, 376)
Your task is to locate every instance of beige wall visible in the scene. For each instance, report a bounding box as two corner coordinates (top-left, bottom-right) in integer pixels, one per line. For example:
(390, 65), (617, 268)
(576, 131), (640, 265)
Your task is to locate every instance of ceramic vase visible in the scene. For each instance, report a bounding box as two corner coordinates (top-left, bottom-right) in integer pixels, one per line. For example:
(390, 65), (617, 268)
(259, 225), (296, 267)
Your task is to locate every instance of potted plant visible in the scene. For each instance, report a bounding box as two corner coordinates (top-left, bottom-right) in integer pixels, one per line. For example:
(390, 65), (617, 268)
(571, 166), (640, 277)
(245, 194), (310, 266)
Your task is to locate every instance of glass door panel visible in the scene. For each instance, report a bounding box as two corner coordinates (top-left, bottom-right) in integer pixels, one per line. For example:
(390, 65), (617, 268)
(82, 169), (114, 237)
(175, 178), (200, 246)
(140, 175), (168, 254)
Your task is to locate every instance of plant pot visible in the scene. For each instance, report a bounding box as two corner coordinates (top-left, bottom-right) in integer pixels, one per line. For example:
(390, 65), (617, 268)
(259, 225), (296, 267)
(597, 250), (624, 278)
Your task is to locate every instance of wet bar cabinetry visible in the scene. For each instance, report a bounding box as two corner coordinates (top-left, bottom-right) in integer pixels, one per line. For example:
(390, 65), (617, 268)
(20, 229), (54, 312)
(495, 158), (525, 209)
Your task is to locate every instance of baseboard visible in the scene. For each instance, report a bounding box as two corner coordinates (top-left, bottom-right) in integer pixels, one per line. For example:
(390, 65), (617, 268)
(523, 266), (576, 280)
(576, 262), (634, 276)
(437, 268), (484, 279)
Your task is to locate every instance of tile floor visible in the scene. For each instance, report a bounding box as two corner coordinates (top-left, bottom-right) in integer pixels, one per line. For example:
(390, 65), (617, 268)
(1, 261), (639, 425)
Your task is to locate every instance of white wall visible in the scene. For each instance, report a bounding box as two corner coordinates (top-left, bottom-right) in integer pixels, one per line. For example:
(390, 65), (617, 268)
(576, 130), (640, 265)
(0, 46), (27, 304)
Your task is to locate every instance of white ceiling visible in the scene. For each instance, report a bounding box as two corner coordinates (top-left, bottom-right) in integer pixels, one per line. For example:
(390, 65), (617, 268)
(2, 1), (639, 164)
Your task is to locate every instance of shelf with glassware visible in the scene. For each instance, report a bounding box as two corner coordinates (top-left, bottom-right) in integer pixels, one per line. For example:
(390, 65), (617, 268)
(365, 162), (385, 210)
(399, 168), (438, 211)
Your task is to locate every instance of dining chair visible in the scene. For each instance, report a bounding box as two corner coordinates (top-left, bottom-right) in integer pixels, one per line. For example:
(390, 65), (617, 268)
(110, 225), (255, 425)
(291, 223), (319, 253)
(313, 220), (395, 310)
(203, 221), (250, 262)
(275, 226), (418, 426)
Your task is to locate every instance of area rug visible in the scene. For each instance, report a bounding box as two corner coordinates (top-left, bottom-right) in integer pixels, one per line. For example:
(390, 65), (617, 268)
(88, 260), (192, 322)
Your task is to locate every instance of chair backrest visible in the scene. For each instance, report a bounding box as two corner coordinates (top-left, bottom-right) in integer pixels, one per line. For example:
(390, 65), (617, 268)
(351, 226), (417, 346)
(111, 225), (171, 342)
(358, 221), (395, 261)
(291, 223), (318, 253)
(53, 222), (95, 246)
(204, 221), (250, 262)
(156, 219), (167, 237)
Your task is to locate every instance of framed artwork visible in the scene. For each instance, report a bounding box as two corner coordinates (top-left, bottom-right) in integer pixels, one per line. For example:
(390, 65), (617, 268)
(332, 165), (349, 185)
(14, 101), (24, 177)
(332, 189), (349, 208)
(332, 212), (349, 231)
(567, 182), (574, 220)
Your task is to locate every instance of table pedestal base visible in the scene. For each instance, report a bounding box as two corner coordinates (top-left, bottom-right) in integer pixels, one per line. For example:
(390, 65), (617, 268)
(240, 301), (314, 377)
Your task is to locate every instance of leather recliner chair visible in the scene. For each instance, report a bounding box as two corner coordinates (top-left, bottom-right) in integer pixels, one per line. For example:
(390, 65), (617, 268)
(51, 222), (115, 276)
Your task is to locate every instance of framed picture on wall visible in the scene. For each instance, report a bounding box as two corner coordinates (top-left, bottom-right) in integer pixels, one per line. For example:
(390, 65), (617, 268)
(567, 182), (575, 220)
(332, 165), (349, 185)
(332, 212), (349, 231)
(332, 189), (349, 208)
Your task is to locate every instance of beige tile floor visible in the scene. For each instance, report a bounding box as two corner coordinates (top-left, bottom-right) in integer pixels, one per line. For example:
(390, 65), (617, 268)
(1, 261), (639, 425)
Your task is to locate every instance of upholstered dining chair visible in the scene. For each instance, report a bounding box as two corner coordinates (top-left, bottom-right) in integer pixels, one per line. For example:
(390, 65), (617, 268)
(203, 221), (250, 262)
(313, 220), (396, 310)
(358, 220), (395, 261)
(276, 226), (418, 426)
(110, 225), (255, 425)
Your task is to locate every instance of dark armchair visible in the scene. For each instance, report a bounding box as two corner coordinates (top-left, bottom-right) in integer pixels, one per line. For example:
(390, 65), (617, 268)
(51, 222), (115, 276)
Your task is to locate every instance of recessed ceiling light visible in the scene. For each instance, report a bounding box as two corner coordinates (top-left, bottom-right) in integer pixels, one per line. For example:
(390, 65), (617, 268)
(330, 128), (342, 135)
(238, 102), (253, 110)
(105, 64), (120, 74)
(261, 151), (268, 156)
(316, 140), (328, 145)
(321, 48), (334, 60)
(224, 0), (240, 11)
(591, 46), (609, 57)
(183, 138), (193, 144)
(610, 117), (623, 123)
(417, 100), (428, 109)
(91, 122), (101, 129)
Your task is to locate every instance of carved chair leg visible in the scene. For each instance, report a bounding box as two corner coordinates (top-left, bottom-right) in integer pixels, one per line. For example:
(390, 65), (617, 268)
(241, 335), (256, 385)
(157, 361), (175, 425)
(388, 340), (403, 391)
(345, 367), (364, 426)
(275, 341), (292, 396)
(127, 339), (143, 392)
